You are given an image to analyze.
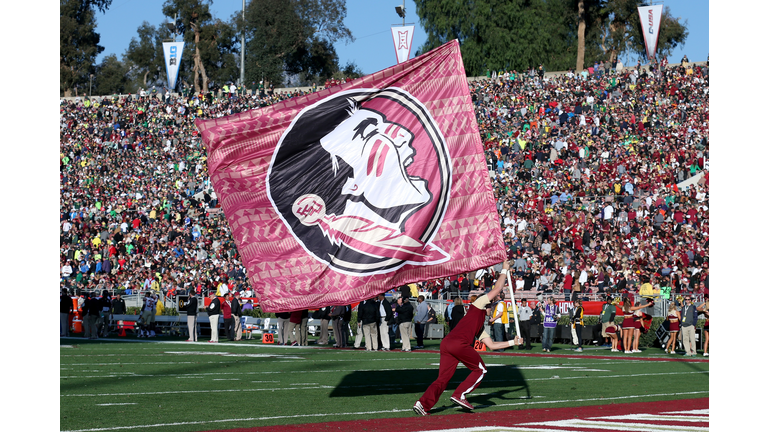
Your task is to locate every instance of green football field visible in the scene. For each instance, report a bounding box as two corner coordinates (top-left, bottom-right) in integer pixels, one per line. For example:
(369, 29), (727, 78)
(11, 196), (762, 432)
(60, 337), (709, 432)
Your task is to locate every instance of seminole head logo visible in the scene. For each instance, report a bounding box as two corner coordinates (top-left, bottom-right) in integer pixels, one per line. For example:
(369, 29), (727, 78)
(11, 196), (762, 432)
(267, 88), (452, 274)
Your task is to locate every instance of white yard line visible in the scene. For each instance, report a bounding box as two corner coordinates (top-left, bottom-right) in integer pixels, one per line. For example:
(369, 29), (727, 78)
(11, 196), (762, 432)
(60, 392), (709, 432)
(518, 418), (708, 431)
(61, 369), (708, 382)
(594, 413), (709, 422)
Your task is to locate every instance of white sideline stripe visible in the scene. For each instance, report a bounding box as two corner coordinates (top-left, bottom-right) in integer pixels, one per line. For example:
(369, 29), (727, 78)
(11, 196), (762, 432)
(60, 357), (428, 363)
(64, 386), (335, 397)
(61, 367), (438, 379)
(58, 337), (326, 348)
(429, 363), (509, 367)
(62, 369), (708, 382)
(60, 391), (709, 432)
(65, 362), (198, 366)
(95, 403), (137, 406)
(60, 408), (411, 432)
(487, 391), (708, 410)
(593, 413), (709, 422)
(662, 409), (709, 415)
(212, 379), (240, 381)
(413, 428), (586, 432)
(519, 419), (708, 431)
(408, 409), (711, 432)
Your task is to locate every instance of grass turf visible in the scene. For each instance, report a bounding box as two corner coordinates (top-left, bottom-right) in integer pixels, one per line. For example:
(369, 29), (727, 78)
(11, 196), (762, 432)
(60, 336), (708, 432)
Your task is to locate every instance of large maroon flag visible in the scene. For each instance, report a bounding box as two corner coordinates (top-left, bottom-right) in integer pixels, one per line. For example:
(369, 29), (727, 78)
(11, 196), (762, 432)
(196, 40), (505, 312)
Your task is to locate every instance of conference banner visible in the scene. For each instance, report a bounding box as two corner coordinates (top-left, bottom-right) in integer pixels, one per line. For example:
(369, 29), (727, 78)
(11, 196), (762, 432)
(391, 25), (415, 64)
(196, 40), (506, 312)
(637, 5), (663, 59)
(162, 41), (185, 90)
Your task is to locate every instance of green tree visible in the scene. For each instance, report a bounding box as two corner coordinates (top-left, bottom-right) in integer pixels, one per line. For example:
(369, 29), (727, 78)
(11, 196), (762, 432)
(60, 0), (112, 96)
(242, 0), (353, 87)
(162, 0), (241, 92)
(162, 0), (214, 93)
(93, 54), (131, 95)
(414, 0), (580, 75)
(413, 0), (685, 75)
(339, 60), (364, 79)
(601, 1), (688, 64)
(124, 22), (172, 89)
(197, 18), (240, 88)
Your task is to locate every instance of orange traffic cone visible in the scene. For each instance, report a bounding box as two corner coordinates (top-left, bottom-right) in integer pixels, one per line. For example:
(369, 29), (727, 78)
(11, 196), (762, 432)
(118, 320), (126, 337)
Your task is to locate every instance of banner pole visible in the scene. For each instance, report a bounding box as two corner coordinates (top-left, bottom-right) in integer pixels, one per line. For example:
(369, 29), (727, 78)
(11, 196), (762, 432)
(506, 274), (521, 338)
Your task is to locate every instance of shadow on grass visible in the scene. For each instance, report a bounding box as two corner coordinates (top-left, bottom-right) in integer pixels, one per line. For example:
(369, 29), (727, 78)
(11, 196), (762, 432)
(329, 365), (530, 403)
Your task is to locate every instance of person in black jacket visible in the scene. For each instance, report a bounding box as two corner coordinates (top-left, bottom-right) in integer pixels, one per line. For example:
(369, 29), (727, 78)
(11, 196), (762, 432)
(315, 307), (331, 345)
(84, 293), (101, 340)
(450, 297), (465, 331)
(232, 292), (243, 341)
(377, 294), (394, 351)
(329, 305), (347, 348)
(98, 290), (112, 337)
(185, 294), (198, 341)
(111, 294), (126, 315)
(60, 288), (72, 337)
(358, 298), (380, 351)
(395, 296), (414, 352)
(206, 291), (221, 343)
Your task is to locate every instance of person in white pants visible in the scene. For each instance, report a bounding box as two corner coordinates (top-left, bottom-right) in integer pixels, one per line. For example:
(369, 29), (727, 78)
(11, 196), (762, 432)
(377, 293), (393, 351)
(275, 312), (290, 344)
(206, 292), (221, 343)
(362, 321), (379, 351)
(354, 319), (364, 348)
(680, 296), (697, 356)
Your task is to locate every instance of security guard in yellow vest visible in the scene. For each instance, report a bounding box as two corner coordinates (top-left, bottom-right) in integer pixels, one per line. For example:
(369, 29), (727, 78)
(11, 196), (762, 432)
(489, 291), (509, 350)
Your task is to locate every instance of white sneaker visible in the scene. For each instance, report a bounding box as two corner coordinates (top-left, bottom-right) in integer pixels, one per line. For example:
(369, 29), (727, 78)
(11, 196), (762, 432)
(413, 400), (427, 416)
(624, 350), (631, 354)
(703, 353), (709, 357)
(633, 350), (641, 353)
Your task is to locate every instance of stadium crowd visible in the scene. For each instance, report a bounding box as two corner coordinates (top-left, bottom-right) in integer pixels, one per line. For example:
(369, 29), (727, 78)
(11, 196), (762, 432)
(469, 58), (710, 302)
(59, 57), (709, 307)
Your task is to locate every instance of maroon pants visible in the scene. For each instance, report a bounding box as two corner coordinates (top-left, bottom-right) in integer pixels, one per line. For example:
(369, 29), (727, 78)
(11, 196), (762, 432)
(418, 337), (487, 411)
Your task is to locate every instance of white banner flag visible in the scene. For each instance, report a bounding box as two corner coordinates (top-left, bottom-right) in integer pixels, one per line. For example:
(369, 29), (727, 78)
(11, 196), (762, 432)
(391, 26), (415, 64)
(637, 5), (663, 59)
(162, 41), (185, 90)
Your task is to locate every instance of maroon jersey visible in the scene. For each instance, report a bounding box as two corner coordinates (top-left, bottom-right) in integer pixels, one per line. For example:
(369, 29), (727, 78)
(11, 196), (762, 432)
(444, 295), (490, 346)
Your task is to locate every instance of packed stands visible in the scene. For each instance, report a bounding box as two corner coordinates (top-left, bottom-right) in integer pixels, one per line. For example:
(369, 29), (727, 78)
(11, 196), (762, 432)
(59, 60), (709, 303)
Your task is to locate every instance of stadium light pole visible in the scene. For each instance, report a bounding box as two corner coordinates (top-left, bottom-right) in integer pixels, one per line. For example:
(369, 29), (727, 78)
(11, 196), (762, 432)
(89, 74), (93, 97)
(395, 4), (406, 26)
(240, 0), (245, 86)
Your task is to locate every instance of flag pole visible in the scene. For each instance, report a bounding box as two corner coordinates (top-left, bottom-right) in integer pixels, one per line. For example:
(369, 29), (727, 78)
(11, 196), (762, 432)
(506, 274), (521, 338)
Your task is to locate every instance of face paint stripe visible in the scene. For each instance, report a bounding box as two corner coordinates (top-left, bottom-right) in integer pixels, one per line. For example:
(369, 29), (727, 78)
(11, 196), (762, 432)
(376, 144), (390, 177)
(367, 139), (383, 176)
